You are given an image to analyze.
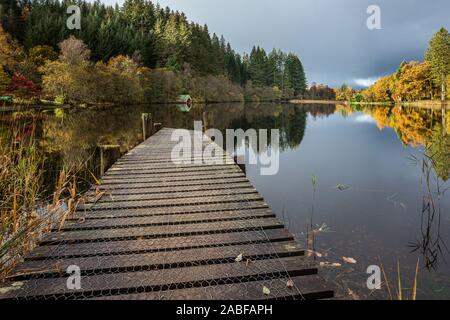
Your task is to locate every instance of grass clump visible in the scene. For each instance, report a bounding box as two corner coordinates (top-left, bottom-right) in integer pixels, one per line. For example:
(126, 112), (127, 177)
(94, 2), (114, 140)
(0, 119), (81, 281)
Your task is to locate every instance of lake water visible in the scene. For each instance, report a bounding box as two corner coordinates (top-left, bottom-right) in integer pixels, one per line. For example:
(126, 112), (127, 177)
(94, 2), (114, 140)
(1, 103), (449, 299)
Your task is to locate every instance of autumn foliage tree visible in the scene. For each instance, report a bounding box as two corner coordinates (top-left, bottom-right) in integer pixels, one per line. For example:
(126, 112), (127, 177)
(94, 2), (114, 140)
(334, 84), (354, 101)
(372, 75), (394, 102)
(8, 73), (40, 98)
(305, 83), (335, 100)
(58, 36), (91, 65)
(28, 45), (58, 67)
(0, 23), (23, 71)
(393, 61), (434, 102)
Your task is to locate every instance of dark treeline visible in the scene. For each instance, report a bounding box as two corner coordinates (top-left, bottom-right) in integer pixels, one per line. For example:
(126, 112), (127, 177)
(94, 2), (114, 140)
(1, 0), (307, 102)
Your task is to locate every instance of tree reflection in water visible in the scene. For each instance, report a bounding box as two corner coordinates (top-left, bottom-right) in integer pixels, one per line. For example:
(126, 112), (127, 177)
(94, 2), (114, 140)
(408, 123), (449, 270)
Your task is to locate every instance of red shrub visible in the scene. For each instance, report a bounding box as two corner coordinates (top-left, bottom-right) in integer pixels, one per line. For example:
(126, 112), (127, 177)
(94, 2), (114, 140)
(8, 73), (40, 98)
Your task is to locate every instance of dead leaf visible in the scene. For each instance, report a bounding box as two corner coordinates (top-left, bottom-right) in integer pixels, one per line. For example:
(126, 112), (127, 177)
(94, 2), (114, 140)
(284, 244), (297, 251)
(319, 262), (342, 268)
(263, 286), (270, 295)
(347, 288), (360, 300)
(331, 263), (342, 267)
(11, 281), (23, 288)
(343, 257), (357, 264)
(0, 282), (23, 295)
(286, 280), (294, 288)
(307, 249), (323, 258)
(78, 217), (86, 224)
(335, 184), (350, 191)
(235, 253), (243, 262)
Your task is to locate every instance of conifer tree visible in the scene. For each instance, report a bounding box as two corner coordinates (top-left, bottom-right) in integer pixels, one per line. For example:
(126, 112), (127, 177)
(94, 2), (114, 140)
(426, 28), (450, 102)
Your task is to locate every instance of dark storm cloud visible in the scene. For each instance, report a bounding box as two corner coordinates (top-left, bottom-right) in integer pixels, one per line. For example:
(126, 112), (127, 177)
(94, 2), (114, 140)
(103, 0), (450, 87)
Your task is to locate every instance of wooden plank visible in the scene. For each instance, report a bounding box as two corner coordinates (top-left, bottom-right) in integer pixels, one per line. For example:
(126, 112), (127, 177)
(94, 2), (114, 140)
(40, 218), (284, 244)
(86, 188), (257, 204)
(99, 171), (246, 184)
(101, 169), (243, 181)
(25, 229), (294, 260)
(0, 257), (317, 299)
(104, 165), (240, 176)
(77, 193), (264, 211)
(111, 159), (234, 169)
(73, 201), (270, 219)
(93, 177), (251, 191)
(85, 182), (254, 196)
(9, 241), (304, 280)
(115, 156), (232, 165)
(92, 275), (333, 300)
(61, 208), (275, 231)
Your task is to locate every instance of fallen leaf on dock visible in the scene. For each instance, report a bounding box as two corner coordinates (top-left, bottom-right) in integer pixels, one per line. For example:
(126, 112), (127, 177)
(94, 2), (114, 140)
(286, 280), (294, 288)
(78, 217), (86, 224)
(235, 253), (243, 262)
(263, 286), (271, 295)
(331, 263), (342, 267)
(11, 281), (23, 287)
(284, 244), (297, 251)
(307, 249), (323, 258)
(319, 262), (342, 268)
(347, 288), (360, 300)
(0, 282), (24, 295)
(342, 257), (357, 264)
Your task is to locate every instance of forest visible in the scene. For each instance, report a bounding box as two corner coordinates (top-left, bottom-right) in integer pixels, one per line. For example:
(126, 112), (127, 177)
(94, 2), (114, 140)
(0, 0), (307, 104)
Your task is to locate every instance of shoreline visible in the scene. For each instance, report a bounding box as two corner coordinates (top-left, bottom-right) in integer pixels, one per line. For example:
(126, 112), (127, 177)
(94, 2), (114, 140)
(289, 99), (450, 110)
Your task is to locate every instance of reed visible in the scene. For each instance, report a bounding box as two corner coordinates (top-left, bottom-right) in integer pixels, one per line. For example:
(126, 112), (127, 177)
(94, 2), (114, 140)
(0, 119), (82, 281)
(380, 258), (420, 300)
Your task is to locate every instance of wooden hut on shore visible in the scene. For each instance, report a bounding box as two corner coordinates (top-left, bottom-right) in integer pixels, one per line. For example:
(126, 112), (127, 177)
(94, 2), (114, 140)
(176, 95), (193, 112)
(177, 95), (192, 106)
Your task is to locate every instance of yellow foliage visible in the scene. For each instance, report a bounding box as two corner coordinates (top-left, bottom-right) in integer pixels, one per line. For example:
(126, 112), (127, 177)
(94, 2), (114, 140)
(393, 61), (434, 101)
(371, 75), (394, 102)
(362, 61), (438, 102)
(0, 24), (25, 70)
(334, 85), (354, 101)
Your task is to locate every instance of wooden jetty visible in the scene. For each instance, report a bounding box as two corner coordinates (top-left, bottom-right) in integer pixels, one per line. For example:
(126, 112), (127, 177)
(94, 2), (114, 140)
(0, 128), (333, 300)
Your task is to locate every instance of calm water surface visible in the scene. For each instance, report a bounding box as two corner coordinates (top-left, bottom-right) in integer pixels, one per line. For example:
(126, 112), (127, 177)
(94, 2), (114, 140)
(1, 103), (449, 299)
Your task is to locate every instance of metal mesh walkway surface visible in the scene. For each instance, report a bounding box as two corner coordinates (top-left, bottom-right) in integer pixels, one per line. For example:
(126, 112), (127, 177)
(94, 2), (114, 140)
(0, 128), (333, 300)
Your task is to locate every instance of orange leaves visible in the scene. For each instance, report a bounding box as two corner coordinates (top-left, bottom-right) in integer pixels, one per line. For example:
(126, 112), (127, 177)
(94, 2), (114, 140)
(393, 61), (434, 102)
(371, 75), (394, 102)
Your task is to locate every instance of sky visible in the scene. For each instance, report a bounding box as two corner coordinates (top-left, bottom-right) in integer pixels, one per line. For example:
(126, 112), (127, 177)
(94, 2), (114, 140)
(99, 0), (450, 88)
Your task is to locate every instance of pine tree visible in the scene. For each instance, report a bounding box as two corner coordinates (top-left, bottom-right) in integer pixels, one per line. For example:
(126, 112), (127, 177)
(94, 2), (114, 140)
(267, 49), (284, 88)
(285, 53), (306, 96)
(248, 46), (269, 87)
(426, 27), (450, 102)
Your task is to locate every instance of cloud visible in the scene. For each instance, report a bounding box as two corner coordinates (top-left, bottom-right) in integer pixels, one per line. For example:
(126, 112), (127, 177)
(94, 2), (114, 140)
(354, 115), (376, 123)
(352, 77), (379, 88)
